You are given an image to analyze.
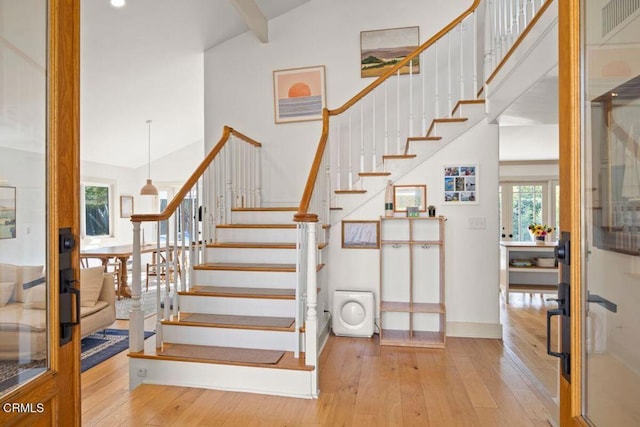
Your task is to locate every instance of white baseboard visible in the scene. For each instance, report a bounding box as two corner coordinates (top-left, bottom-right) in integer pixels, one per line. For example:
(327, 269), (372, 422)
(446, 321), (503, 339)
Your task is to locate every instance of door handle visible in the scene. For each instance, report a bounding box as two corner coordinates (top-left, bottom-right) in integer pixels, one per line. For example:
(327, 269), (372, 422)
(547, 308), (570, 376)
(587, 292), (617, 313)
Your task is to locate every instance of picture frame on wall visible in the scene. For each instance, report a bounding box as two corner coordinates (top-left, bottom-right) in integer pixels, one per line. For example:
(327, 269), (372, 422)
(443, 164), (478, 204)
(342, 220), (380, 249)
(273, 65), (326, 124)
(360, 26), (420, 78)
(0, 186), (16, 239)
(120, 195), (134, 218)
(393, 184), (426, 212)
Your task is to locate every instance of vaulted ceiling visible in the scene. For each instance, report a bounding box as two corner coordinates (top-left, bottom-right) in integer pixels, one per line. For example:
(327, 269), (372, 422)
(80, 0), (310, 169)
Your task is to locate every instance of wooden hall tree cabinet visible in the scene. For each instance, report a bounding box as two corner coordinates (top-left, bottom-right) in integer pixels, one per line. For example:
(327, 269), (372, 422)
(379, 216), (446, 348)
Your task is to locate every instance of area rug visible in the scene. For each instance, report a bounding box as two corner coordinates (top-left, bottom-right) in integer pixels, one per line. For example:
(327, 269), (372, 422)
(159, 343), (284, 365)
(0, 328), (154, 395)
(81, 328), (154, 372)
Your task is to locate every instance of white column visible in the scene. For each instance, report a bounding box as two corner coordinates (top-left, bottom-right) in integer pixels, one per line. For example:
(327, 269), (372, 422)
(305, 222), (319, 397)
(371, 93), (377, 171)
(129, 221), (144, 352)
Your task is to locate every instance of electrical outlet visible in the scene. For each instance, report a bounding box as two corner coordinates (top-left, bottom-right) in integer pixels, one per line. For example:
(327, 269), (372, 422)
(137, 368), (147, 377)
(468, 217), (486, 230)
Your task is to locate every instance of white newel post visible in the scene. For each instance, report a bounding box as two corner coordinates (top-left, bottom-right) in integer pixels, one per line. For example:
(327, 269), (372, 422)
(129, 221), (144, 352)
(305, 222), (319, 397)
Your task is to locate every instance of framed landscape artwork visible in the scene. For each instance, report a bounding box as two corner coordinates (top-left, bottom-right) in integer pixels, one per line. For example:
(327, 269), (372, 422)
(443, 164), (478, 204)
(360, 26), (420, 78)
(0, 186), (16, 239)
(273, 65), (326, 123)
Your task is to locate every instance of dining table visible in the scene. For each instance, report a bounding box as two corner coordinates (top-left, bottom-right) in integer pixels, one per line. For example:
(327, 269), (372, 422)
(80, 243), (165, 298)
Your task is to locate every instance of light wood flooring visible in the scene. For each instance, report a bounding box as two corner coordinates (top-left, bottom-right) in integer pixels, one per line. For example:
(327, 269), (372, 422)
(81, 295), (558, 426)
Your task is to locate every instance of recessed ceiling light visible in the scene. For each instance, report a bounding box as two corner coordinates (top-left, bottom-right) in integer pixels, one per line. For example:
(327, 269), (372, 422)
(110, 0), (125, 7)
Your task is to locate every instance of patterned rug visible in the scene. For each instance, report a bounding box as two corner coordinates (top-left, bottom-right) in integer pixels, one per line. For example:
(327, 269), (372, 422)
(0, 329), (154, 397)
(81, 328), (154, 372)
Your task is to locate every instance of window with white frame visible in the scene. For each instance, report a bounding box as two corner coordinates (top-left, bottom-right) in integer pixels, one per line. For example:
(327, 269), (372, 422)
(499, 180), (559, 242)
(81, 182), (113, 238)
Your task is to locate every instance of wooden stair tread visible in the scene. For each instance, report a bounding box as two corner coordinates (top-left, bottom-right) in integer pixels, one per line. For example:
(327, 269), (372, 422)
(129, 344), (314, 371)
(184, 285), (295, 299)
(334, 189), (367, 194)
(358, 171), (392, 176)
(433, 117), (468, 123)
(330, 207), (343, 210)
(207, 242), (327, 249)
(165, 312), (295, 331)
(407, 136), (442, 141)
(216, 223), (296, 229)
(194, 262), (325, 272)
(231, 207), (297, 211)
(383, 154), (417, 160)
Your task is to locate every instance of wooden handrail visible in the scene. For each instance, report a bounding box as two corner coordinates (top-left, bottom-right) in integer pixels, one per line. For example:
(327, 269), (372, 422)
(295, 0), (481, 222)
(131, 125), (261, 223)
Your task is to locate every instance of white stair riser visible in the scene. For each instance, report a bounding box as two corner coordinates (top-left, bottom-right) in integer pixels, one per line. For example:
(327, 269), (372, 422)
(205, 247), (298, 263)
(407, 141), (442, 155)
(162, 324), (299, 352)
(129, 358), (316, 398)
(231, 211), (296, 224)
(216, 227), (298, 243)
(193, 269), (297, 288)
(180, 295), (296, 317)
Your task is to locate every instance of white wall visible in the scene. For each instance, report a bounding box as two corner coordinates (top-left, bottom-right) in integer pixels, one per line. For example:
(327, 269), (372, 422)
(0, 148), (46, 265)
(328, 120), (502, 338)
(204, 0), (472, 205)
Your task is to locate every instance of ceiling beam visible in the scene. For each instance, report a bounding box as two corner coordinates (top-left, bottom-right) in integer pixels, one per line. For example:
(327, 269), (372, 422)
(230, 0), (268, 43)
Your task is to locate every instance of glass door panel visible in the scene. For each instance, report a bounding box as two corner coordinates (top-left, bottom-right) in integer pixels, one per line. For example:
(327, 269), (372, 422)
(583, 2), (640, 425)
(0, 0), (48, 396)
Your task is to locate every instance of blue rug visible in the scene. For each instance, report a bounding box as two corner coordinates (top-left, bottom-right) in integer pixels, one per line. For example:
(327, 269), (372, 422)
(81, 328), (154, 372)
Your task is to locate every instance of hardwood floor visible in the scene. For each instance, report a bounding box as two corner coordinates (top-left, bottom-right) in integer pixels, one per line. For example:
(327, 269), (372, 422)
(82, 300), (557, 426)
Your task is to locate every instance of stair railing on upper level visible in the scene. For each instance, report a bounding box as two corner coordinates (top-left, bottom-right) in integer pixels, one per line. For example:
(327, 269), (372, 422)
(128, 126), (262, 353)
(484, 0), (554, 83)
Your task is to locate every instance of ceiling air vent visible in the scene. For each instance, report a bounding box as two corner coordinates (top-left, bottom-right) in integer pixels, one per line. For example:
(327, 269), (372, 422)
(602, 0), (640, 36)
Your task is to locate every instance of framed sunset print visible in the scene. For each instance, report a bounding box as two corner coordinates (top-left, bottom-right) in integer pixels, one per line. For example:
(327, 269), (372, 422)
(273, 65), (326, 123)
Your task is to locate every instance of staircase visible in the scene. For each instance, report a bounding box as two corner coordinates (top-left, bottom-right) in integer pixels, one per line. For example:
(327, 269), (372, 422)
(129, 207), (324, 398)
(126, 0), (554, 399)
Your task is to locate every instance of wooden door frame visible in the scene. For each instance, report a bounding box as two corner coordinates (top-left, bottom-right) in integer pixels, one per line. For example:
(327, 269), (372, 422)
(558, 0), (589, 425)
(0, 0), (81, 425)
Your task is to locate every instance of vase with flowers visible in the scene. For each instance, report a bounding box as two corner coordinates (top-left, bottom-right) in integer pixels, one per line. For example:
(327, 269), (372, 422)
(528, 223), (554, 244)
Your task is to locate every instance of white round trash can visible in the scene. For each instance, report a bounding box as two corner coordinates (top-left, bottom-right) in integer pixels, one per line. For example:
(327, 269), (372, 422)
(332, 290), (374, 337)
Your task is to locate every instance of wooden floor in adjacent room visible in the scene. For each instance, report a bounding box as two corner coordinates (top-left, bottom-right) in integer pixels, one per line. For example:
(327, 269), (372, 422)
(82, 295), (558, 426)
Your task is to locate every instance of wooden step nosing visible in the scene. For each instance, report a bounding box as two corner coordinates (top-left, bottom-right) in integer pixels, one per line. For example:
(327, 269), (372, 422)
(128, 348), (315, 372)
(216, 224), (296, 229)
(162, 319), (296, 332)
(231, 207), (298, 212)
(207, 242), (327, 250)
(334, 189), (367, 194)
(358, 171), (392, 177)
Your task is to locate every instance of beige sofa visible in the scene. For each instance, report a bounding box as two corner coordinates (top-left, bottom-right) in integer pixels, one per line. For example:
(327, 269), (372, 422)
(0, 264), (116, 360)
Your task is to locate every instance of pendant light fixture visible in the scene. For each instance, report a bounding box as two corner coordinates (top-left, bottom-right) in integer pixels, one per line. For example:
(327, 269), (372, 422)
(140, 119), (158, 196)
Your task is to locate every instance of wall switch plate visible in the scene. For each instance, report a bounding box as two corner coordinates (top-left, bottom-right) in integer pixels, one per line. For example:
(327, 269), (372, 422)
(468, 217), (486, 229)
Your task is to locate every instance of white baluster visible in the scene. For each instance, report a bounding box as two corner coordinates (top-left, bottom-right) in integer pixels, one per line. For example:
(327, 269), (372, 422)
(225, 144), (232, 223)
(384, 80), (389, 156)
(409, 59), (414, 137)
(459, 23), (465, 102)
(348, 111), (353, 190)
(396, 68), (401, 153)
(336, 116), (341, 190)
(447, 32), (452, 116)
(372, 93), (376, 171)
(360, 102), (365, 176)
(435, 42), (440, 118)
(473, 11), (478, 96)
(256, 145), (262, 207)
(421, 51), (427, 135)
(155, 225), (162, 345)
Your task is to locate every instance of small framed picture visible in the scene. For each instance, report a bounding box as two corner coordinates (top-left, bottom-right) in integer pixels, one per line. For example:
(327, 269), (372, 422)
(394, 184), (426, 212)
(443, 164), (478, 204)
(342, 220), (380, 249)
(120, 195), (134, 218)
(273, 65), (326, 123)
